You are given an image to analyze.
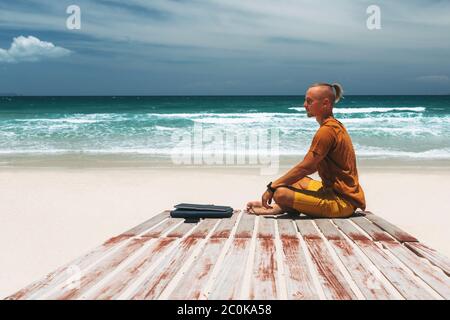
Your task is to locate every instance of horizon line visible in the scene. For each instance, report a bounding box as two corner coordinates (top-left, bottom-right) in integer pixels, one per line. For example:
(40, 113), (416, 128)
(1, 94), (449, 97)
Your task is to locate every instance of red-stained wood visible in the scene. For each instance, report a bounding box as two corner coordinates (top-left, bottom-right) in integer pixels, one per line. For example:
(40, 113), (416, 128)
(47, 237), (152, 300)
(127, 219), (211, 299)
(303, 239), (357, 300)
(234, 213), (255, 238)
(140, 218), (183, 238)
(365, 213), (418, 242)
(96, 219), (200, 300)
(329, 239), (397, 300)
(405, 242), (450, 276)
(280, 237), (320, 300)
(383, 241), (450, 299)
(277, 219), (319, 299)
(190, 219), (219, 238)
(122, 211), (170, 236)
(166, 221), (199, 238)
(246, 217), (278, 299)
(86, 237), (177, 299)
(276, 218), (298, 240)
(336, 219), (436, 299)
(130, 236), (201, 299)
(249, 238), (278, 299)
(354, 240), (434, 300)
(295, 219), (321, 240)
(207, 212), (256, 299)
(316, 219), (396, 299)
(207, 238), (251, 300)
(210, 210), (240, 239)
(349, 217), (394, 242)
(169, 237), (227, 300)
(315, 219), (345, 241)
(257, 217), (275, 239)
(332, 219), (370, 241)
(295, 220), (357, 300)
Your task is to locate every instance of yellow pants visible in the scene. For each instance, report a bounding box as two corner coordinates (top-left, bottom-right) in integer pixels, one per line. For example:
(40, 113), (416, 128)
(292, 179), (355, 218)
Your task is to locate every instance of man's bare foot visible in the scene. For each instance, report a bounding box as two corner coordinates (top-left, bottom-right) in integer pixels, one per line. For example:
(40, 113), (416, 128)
(246, 200), (285, 216)
(246, 200), (262, 213)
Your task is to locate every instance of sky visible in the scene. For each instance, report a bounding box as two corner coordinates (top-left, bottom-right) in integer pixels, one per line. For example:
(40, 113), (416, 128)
(0, 0), (449, 95)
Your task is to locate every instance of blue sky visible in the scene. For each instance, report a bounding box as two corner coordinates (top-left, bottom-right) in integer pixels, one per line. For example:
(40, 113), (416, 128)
(0, 0), (449, 95)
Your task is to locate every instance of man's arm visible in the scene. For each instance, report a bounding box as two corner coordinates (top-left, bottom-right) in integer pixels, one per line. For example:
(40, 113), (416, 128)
(260, 151), (325, 210)
(271, 125), (335, 188)
(260, 126), (335, 209)
(271, 151), (325, 188)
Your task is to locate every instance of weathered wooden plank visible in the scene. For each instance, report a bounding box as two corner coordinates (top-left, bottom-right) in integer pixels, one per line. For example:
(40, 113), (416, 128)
(130, 236), (201, 299)
(258, 217), (275, 239)
(124, 219), (211, 299)
(135, 218), (218, 299)
(280, 237), (320, 299)
(249, 238), (278, 299)
(405, 242), (450, 276)
(277, 219), (298, 240)
(235, 214), (256, 238)
(383, 241), (450, 299)
(314, 219), (396, 299)
(329, 239), (397, 300)
(86, 237), (177, 299)
(315, 219), (345, 240)
(276, 218), (320, 299)
(169, 238), (228, 300)
(296, 220), (357, 300)
(365, 213), (418, 242)
(350, 217), (394, 242)
(332, 219), (370, 241)
(167, 221), (199, 238)
(295, 220), (321, 240)
(210, 210), (240, 239)
(122, 211), (170, 236)
(303, 238), (357, 300)
(140, 218), (183, 238)
(354, 240), (435, 300)
(208, 238), (252, 299)
(96, 220), (199, 300)
(251, 217), (278, 299)
(190, 219), (219, 238)
(46, 237), (152, 300)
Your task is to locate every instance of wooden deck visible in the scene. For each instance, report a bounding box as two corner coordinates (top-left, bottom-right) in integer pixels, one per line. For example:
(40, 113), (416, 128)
(6, 210), (450, 300)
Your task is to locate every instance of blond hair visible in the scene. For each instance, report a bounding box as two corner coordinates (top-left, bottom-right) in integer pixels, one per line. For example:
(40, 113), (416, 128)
(309, 82), (344, 104)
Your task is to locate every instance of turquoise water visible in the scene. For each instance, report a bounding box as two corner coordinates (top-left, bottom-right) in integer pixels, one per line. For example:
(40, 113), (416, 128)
(0, 96), (449, 160)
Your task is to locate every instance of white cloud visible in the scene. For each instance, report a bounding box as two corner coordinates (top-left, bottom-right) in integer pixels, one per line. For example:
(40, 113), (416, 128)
(0, 36), (71, 63)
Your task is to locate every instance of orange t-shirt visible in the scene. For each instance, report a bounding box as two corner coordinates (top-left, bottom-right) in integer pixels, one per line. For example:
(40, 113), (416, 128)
(308, 117), (366, 210)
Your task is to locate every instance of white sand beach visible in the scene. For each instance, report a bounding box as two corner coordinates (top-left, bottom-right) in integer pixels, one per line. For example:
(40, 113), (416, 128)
(1, 164), (450, 298)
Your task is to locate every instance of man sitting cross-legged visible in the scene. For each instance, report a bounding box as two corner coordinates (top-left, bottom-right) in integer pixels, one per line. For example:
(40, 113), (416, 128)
(246, 83), (366, 218)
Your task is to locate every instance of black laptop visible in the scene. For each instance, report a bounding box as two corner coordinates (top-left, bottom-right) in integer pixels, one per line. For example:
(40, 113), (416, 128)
(170, 203), (234, 219)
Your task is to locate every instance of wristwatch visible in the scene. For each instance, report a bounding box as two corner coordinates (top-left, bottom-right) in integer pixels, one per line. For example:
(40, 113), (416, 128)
(266, 181), (277, 193)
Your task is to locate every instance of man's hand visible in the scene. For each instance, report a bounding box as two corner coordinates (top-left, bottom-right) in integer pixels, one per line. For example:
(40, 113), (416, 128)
(262, 190), (274, 209)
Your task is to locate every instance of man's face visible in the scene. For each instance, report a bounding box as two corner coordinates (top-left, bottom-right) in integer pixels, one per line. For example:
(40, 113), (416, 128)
(303, 89), (321, 118)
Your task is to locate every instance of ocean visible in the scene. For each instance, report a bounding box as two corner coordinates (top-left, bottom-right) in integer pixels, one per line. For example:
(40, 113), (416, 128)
(0, 95), (449, 165)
